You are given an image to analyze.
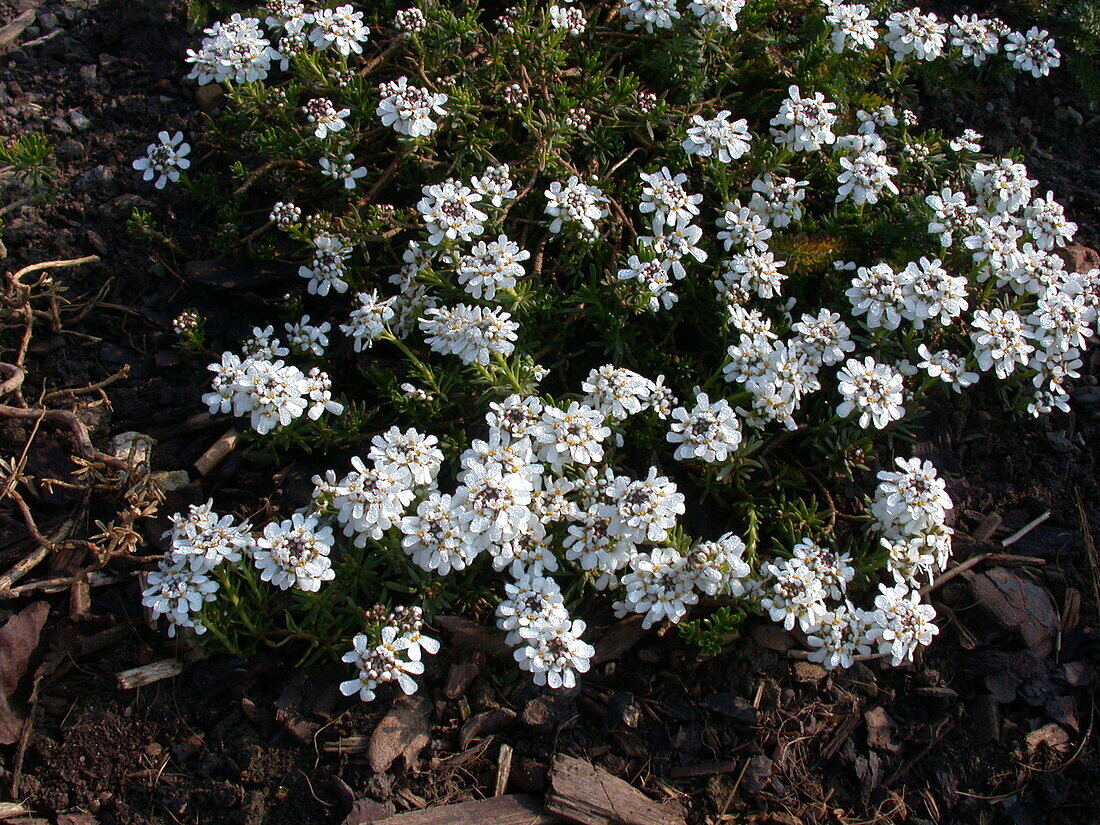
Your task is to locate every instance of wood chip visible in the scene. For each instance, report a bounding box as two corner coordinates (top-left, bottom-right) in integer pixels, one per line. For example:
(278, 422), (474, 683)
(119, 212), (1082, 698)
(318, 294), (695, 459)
(194, 428), (240, 476)
(494, 743), (513, 797)
(369, 693), (431, 773)
(116, 658), (183, 689)
(545, 754), (687, 825)
(368, 795), (560, 825)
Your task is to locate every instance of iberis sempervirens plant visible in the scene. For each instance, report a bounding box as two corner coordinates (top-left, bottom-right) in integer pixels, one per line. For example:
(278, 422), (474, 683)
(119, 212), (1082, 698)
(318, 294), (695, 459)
(134, 0), (1091, 698)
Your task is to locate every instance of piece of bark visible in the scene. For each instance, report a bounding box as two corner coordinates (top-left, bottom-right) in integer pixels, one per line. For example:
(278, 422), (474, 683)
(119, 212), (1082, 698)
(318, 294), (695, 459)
(494, 743), (513, 797)
(369, 693), (432, 773)
(115, 658), (183, 689)
(434, 616), (511, 656)
(194, 428), (240, 476)
(0, 8), (36, 52)
(545, 754), (687, 825)
(459, 707), (516, 751)
(370, 795), (560, 825)
(443, 656), (483, 699)
(0, 601), (49, 744)
(591, 616), (646, 664)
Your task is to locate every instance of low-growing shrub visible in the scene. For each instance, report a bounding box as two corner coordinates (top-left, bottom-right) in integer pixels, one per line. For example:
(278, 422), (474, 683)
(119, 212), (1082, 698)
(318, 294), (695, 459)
(135, 0), (1097, 701)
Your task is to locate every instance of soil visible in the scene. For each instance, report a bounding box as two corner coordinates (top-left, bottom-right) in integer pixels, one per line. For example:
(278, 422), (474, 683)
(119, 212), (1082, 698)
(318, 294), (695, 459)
(1, 2), (1098, 825)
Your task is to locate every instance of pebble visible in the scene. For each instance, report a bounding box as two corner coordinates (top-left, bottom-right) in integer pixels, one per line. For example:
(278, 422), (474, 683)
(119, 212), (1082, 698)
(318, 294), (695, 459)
(56, 138), (85, 160)
(68, 110), (92, 131)
(79, 64), (98, 84)
(38, 12), (60, 31)
(49, 115), (73, 133)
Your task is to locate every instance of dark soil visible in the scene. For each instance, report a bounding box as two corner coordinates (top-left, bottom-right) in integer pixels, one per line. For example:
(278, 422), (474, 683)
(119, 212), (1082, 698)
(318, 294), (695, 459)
(1, 2), (1099, 824)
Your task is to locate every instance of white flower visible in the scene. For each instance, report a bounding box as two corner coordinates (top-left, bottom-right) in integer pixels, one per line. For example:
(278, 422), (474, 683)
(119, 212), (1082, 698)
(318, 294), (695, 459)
(806, 602), (874, 670)
(270, 201), (302, 227)
(719, 249), (787, 299)
(310, 4), (370, 55)
(770, 85), (837, 152)
(303, 98), (350, 139)
(970, 308), (1035, 379)
(836, 148), (899, 206)
(667, 390), (742, 462)
(253, 513), (335, 592)
(142, 563), (219, 637)
(792, 538), (855, 599)
(618, 0), (680, 33)
(790, 309), (855, 367)
(826, 3), (878, 53)
(925, 188), (977, 247)
(544, 176), (609, 237)
(616, 548), (698, 628)
(534, 402), (611, 472)
(638, 167), (702, 232)
(846, 263), (906, 331)
(950, 14), (1005, 66)
(685, 533), (750, 596)
(749, 174), (808, 227)
(419, 304), (518, 365)
(300, 232), (354, 296)
(497, 574), (569, 645)
(581, 365), (659, 420)
(971, 159), (1036, 215)
(688, 0), (744, 31)
(1005, 27), (1061, 78)
(514, 617), (594, 689)
(471, 164), (518, 206)
(418, 179), (488, 246)
(836, 357), (906, 430)
(716, 201), (771, 252)
(369, 427), (444, 487)
(617, 255), (678, 311)
(549, 3), (587, 35)
(898, 257), (969, 329)
(761, 558), (827, 632)
(949, 128), (983, 153)
(399, 491), (480, 574)
(186, 14), (279, 85)
(319, 153), (368, 189)
(871, 457), (953, 537)
(394, 7), (427, 34)
(681, 110), (752, 163)
(285, 315), (330, 357)
(322, 457), (414, 545)
(868, 583), (939, 665)
(457, 235), (530, 300)
(165, 500), (253, 572)
(884, 8), (948, 61)
(132, 131), (190, 189)
(916, 345), (978, 392)
(377, 76), (449, 137)
(1024, 191), (1077, 251)
(341, 291), (396, 351)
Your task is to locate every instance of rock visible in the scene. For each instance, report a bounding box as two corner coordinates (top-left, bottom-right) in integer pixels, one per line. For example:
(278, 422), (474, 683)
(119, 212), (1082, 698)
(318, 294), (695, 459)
(79, 64), (97, 84)
(1026, 722), (1070, 755)
(1073, 386), (1100, 409)
(368, 693), (432, 773)
(195, 83), (225, 112)
(520, 693), (574, 730)
(56, 138), (85, 160)
(73, 165), (115, 193)
(37, 12), (59, 32)
(49, 115), (72, 134)
(1064, 244), (1100, 274)
(342, 799), (394, 825)
(699, 693), (757, 727)
(109, 432), (155, 469)
(792, 661), (827, 684)
(68, 110), (92, 132)
(749, 623), (795, 652)
(864, 707), (898, 753)
(152, 470), (191, 492)
(969, 567), (1059, 658)
(740, 755), (774, 794)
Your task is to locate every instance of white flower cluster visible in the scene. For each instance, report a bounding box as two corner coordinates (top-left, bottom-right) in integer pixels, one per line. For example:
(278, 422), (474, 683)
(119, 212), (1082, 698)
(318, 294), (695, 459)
(340, 607), (439, 702)
(203, 330), (343, 435)
(132, 131), (190, 190)
(376, 76), (449, 138)
(186, 13), (280, 85)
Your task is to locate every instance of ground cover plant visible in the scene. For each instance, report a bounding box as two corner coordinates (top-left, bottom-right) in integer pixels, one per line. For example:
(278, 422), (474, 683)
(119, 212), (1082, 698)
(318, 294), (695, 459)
(130, 0), (1098, 706)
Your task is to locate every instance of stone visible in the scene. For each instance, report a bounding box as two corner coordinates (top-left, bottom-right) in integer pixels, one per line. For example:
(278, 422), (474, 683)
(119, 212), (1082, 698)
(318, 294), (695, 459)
(56, 138), (85, 160)
(68, 110), (92, 132)
(37, 13), (59, 32)
(49, 115), (72, 134)
(195, 83), (225, 112)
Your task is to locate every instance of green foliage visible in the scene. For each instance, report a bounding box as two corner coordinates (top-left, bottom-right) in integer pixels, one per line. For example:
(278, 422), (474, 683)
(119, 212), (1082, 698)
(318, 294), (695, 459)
(678, 606), (746, 656)
(0, 134), (55, 192)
